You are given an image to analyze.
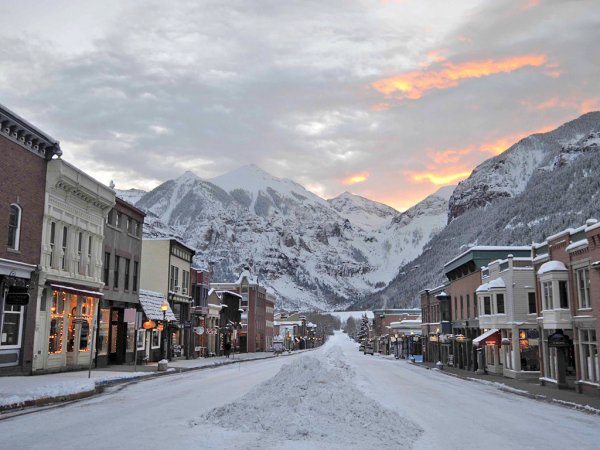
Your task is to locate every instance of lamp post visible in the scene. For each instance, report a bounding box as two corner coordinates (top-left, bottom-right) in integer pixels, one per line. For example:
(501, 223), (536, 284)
(161, 300), (169, 361)
(436, 327), (443, 370)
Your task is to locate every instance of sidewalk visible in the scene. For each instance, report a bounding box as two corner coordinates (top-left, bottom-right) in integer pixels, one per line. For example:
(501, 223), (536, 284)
(0, 351), (291, 413)
(414, 358), (600, 415)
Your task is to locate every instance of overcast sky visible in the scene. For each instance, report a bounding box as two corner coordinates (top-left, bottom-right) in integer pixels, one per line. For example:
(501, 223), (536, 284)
(1, 0), (598, 210)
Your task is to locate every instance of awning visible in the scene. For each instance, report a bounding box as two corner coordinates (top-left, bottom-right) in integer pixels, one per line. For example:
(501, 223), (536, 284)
(49, 283), (104, 298)
(473, 328), (500, 347)
(138, 289), (176, 321)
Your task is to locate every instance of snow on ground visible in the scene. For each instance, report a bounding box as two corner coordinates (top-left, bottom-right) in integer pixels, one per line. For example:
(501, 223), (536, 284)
(196, 348), (421, 449)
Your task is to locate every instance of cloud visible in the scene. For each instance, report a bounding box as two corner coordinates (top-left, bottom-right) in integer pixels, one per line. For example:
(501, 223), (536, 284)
(371, 54), (549, 99)
(342, 173), (369, 185)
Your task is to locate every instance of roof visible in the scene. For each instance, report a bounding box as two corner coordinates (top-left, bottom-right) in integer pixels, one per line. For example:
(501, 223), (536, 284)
(473, 328), (500, 347)
(538, 260), (568, 275)
(138, 289), (176, 321)
(444, 246), (531, 275)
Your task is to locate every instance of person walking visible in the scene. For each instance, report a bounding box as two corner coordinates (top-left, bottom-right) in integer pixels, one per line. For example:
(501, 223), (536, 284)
(224, 342), (232, 358)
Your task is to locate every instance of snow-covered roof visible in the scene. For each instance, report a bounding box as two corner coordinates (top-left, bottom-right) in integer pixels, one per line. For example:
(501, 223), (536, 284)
(488, 278), (506, 289)
(566, 239), (588, 252)
(138, 289), (176, 321)
(476, 283), (489, 293)
(473, 328), (499, 346)
(538, 260), (568, 275)
(217, 290), (243, 299)
(235, 269), (259, 285)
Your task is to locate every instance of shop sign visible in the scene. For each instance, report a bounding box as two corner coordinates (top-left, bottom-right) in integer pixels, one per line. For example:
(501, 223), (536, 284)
(183, 320), (192, 329)
(194, 326), (205, 335)
(5, 292), (29, 306)
(548, 331), (570, 348)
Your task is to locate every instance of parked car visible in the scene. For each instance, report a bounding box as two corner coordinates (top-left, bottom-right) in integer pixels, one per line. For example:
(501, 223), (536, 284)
(364, 344), (374, 355)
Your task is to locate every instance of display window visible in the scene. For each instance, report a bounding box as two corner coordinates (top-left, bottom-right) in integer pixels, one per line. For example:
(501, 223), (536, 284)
(49, 290), (65, 354)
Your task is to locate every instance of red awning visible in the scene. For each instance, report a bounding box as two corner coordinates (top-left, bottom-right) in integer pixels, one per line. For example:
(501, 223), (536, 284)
(473, 329), (500, 347)
(49, 284), (104, 298)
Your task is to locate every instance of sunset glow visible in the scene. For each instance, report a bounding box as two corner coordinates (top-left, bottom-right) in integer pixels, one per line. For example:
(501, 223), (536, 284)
(343, 173), (369, 185)
(371, 54), (548, 99)
(412, 171), (471, 185)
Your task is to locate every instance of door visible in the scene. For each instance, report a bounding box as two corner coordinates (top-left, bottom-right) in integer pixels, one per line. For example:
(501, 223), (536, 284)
(108, 309), (126, 364)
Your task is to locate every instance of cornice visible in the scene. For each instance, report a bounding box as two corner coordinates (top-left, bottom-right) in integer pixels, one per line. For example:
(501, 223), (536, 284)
(0, 103), (62, 160)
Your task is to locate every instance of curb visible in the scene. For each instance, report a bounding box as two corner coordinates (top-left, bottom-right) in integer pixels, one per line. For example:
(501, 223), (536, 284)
(0, 351), (301, 414)
(411, 361), (600, 416)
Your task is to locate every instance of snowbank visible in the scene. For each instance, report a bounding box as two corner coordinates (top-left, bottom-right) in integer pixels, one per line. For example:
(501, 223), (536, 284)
(193, 346), (422, 449)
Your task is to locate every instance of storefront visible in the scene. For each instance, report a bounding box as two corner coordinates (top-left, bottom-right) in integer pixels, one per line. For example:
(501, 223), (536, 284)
(37, 284), (103, 372)
(95, 305), (138, 367)
(473, 328), (501, 374)
(137, 290), (176, 363)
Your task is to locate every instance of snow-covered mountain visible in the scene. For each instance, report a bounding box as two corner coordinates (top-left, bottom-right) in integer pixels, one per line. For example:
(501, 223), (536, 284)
(449, 112), (600, 221)
(328, 192), (398, 231)
(115, 188), (147, 206)
(363, 111), (600, 309)
(126, 165), (451, 311)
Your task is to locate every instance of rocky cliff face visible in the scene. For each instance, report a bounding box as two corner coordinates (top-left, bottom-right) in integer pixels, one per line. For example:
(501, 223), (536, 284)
(448, 112), (600, 221)
(123, 165), (450, 311)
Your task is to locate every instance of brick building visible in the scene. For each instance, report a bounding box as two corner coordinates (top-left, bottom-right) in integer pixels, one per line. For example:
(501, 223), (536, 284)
(0, 103), (62, 374)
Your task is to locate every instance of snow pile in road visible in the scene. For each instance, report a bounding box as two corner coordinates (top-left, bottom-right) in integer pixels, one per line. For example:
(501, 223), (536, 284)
(194, 347), (422, 449)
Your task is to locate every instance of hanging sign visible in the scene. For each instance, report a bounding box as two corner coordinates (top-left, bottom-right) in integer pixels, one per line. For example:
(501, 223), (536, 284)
(5, 286), (29, 306)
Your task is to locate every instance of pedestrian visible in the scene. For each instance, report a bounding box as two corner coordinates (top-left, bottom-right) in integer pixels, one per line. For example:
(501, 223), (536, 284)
(224, 342), (231, 358)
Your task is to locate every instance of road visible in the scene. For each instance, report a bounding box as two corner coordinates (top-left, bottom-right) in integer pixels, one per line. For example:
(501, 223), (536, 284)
(1, 332), (599, 450)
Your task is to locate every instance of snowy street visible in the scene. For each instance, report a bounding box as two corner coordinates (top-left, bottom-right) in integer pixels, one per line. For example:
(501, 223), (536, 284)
(1, 332), (599, 450)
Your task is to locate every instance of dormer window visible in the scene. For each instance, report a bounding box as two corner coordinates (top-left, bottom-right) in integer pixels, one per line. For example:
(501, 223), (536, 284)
(7, 204), (21, 250)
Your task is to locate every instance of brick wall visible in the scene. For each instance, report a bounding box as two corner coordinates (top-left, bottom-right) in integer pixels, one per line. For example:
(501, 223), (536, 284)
(0, 137), (46, 264)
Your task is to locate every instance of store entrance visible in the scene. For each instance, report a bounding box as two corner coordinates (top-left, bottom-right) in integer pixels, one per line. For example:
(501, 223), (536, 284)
(108, 308), (126, 364)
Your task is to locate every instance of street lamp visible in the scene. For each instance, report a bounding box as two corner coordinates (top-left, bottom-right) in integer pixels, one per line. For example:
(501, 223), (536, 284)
(160, 300), (169, 361)
(436, 327), (443, 370)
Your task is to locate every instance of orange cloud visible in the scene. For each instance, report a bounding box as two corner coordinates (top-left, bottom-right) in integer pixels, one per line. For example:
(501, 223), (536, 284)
(371, 54), (548, 100)
(580, 97), (600, 114)
(412, 171), (471, 185)
(342, 173), (369, 185)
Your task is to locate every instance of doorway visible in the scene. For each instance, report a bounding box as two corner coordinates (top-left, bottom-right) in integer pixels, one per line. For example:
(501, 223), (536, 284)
(108, 308), (126, 364)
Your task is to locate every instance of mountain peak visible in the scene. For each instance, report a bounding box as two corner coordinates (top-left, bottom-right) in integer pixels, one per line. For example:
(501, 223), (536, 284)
(176, 170), (201, 182)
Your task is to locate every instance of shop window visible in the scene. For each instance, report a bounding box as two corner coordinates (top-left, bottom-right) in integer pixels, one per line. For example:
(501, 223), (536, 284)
(579, 329), (598, 383)
(80, 321), (90, 350)
(496, 294), (505, 314)
(528, 292), (537, 314)
(136, 329), (145, 350)
(7, 204), (21, 250)
(576, 267), (591, 309)
(0, 304), (24, 348)
(151, 329), (161, 348)
(48, 290), (65, 354)
(97, 308), (110, 356)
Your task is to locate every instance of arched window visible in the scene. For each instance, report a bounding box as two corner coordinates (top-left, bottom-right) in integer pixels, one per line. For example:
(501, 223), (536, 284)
(7, 204), (22, 250)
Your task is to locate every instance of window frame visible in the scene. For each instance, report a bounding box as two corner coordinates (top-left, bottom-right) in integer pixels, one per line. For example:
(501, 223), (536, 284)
(0, 303), (25, 349)
(7, 203), (22, 251)
(576, 267), (591, 309)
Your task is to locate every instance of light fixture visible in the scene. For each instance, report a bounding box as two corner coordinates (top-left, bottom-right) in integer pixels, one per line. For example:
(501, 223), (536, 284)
(160, 300), (169, 312)
(143, 320), (155, 329)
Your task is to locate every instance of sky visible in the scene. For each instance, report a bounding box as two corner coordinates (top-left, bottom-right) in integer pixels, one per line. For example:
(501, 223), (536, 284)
(1, 0), (599, 211)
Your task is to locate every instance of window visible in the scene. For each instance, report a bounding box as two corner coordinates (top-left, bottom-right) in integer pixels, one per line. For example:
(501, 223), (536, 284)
(151, 329), (161, 348)
(114, 255), (120, 288)
(87, 236), (93, 276)
(576, 267), (591, 309)
(77, 232), (83, 274)
(133, 261), (139, 292)
(126, 217), (131, 233)
(115, 212), (121, 228)
(134, 221), (139, 237)
(182, 270), (189, 294)
(61, 226), (68, 270)
(484, 296), (491, 315)
(466, 295), (470, 320)
(7, 204), (21, 250)
(460, 296), (463, 320)
(104, 252), (110, 285)
(48, 290), (64, 354)
(170, 265), (179, 291)
(49, 222), (56, 267)
(107, 209), (114, 225)
(474, 292), (478, 317)
(124, 258), (130, 290)
(542, 282), (553, 310)
(454, 297), (458, 319)
(558, 280), (569, 309)
(579, 329), (598, 383)
(496, 294), (505, 314)
(528, 292), (537, 314)
(136, 329), (146, 350)
(0, 303), (24, 348)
